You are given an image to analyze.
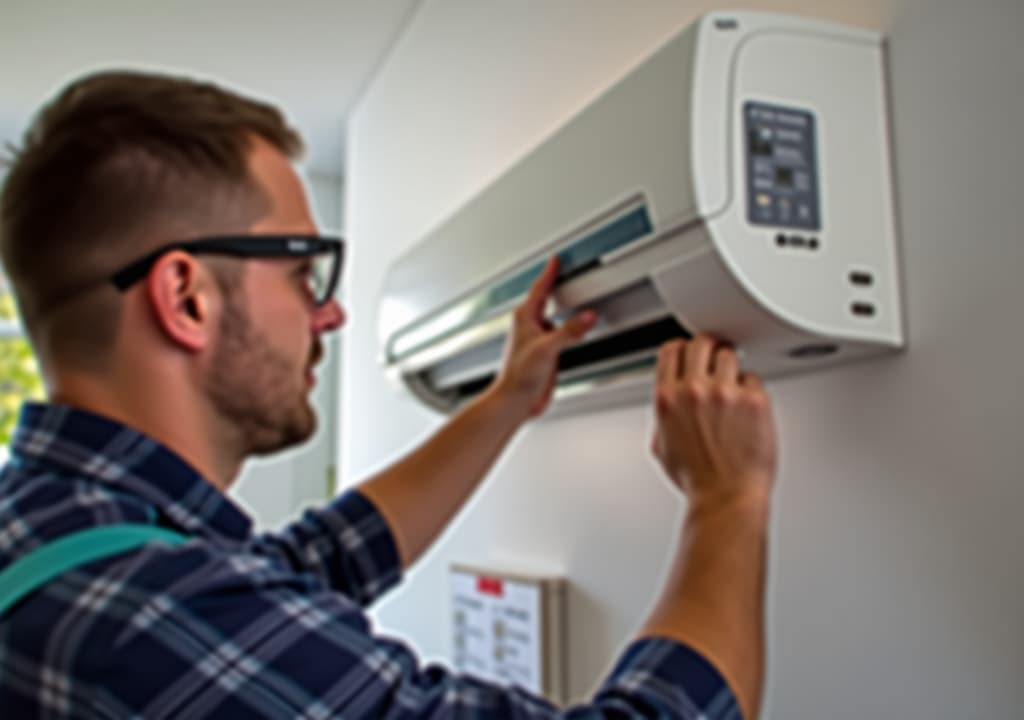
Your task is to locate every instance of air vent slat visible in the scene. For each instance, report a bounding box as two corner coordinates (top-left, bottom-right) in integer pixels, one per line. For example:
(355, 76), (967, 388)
(444, 316), (691, 404)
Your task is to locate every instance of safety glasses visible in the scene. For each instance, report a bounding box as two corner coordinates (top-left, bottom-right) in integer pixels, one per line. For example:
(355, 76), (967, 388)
(110, 234), (344, 306)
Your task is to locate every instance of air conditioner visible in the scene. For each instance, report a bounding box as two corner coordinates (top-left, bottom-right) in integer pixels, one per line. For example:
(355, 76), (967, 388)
(379, 10), (903, 416)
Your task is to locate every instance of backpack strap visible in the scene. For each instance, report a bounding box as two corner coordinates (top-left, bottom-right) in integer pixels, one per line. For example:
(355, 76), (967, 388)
(0, 524), (188, 618)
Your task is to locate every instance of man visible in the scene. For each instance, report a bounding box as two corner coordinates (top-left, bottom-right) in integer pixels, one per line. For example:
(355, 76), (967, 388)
(0, 72), (777, 719)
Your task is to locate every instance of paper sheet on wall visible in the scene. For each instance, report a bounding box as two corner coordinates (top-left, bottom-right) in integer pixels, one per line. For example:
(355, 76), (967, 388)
(450, 567), (544, 692)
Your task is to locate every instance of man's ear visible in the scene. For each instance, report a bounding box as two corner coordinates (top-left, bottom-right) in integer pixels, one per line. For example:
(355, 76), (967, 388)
(144, 250), (216, 352)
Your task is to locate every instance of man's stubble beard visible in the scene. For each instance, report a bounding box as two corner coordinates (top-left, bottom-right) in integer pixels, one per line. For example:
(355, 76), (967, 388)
(206, 290), (318, 456)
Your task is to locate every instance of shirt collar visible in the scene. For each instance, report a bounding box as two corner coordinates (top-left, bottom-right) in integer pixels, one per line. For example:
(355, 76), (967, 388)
(10, 402), (253, 542)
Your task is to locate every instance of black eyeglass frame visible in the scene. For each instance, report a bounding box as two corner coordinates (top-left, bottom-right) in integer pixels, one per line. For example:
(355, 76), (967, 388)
(110, 234), (344, 306)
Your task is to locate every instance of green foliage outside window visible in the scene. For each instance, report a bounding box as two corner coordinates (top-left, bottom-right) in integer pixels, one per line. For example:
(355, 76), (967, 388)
(1, 290), (44, 447)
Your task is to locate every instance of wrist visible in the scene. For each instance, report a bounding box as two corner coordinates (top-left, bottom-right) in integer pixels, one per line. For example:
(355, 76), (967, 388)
(685, 482), (773, 522)
(477, 380), (533, 429)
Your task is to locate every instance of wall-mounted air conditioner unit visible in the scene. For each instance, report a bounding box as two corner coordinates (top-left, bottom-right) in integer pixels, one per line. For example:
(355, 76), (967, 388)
(379, 10), (903, 416)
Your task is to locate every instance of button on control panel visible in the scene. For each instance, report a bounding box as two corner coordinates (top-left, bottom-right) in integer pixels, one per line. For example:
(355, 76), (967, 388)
(745, 101), (821, 231)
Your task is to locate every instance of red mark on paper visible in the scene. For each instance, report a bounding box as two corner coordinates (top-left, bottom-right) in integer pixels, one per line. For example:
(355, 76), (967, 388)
(477, 576), (504, 597)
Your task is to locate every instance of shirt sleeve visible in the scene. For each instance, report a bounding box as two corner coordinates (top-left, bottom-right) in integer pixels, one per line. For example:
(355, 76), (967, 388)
(85, 540), (740, 719)
(581, 637), (742, 719)
(247, 490), (402, 607)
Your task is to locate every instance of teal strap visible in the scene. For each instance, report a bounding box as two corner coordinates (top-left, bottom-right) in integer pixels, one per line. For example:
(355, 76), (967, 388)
(0, 524), (188, 618)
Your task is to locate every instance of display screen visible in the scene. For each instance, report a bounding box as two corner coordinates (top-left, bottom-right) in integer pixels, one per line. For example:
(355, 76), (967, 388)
(775, 167), (794, 187)
(749, 129), (773, 156)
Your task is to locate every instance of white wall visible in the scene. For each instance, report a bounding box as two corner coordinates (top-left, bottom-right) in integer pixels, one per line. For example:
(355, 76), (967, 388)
(342, 1), (1024, 717)
(231, 173), (344, 528)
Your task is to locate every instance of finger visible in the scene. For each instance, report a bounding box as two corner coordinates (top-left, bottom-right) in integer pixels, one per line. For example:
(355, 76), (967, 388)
(657, 340), (683, 386)
(713, 344), (739, 384)
(684, 335), (715, 380)
(740, 372), (764, 390)
(522, 256), (560, 323)
(552, 309), (596, 348)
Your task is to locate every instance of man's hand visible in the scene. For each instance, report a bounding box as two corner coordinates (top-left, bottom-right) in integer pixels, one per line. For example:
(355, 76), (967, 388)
(643, 335), (778, 720)
(491, 257), (596, 419)
(651, 336), (777, 507)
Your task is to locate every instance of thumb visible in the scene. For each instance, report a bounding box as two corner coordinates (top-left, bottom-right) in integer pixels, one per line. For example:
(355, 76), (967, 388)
(551, 310), (596, 351)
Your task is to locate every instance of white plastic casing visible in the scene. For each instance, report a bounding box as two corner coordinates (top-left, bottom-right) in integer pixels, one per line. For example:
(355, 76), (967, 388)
(379, 10), (903, 415)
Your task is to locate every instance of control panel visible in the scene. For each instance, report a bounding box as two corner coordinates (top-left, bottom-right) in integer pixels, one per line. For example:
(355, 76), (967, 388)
(745, 101), (822, 231)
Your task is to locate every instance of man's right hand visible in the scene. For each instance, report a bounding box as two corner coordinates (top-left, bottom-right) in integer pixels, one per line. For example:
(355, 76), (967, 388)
(651, 336), (777, 508)
(643, 335), (778, 720)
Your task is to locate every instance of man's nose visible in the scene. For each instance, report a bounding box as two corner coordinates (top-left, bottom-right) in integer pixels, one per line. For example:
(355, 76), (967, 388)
(312, 298), (345, 333)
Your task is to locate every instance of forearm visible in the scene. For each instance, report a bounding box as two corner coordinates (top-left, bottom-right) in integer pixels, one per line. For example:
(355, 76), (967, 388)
(357, 385), (526, 569)
(639, 490), (771, 720)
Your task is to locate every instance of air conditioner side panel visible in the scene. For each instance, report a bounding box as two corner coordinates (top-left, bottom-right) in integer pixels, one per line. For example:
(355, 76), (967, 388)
(711, 25), (903, 348)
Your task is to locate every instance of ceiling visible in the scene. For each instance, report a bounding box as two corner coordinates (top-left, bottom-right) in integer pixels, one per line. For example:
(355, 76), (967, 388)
(0, 0), (421, 180)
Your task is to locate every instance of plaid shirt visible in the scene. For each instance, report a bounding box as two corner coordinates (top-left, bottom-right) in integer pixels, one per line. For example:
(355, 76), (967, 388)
(0, 402), (739, 719)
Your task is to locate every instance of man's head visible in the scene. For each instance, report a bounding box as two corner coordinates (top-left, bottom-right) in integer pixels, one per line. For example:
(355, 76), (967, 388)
(0, 70), (345, 467)
(1, 70), (303, 366)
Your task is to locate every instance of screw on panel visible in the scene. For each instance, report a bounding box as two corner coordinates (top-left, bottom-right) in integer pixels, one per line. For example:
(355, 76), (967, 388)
(714, 18), (739, 31)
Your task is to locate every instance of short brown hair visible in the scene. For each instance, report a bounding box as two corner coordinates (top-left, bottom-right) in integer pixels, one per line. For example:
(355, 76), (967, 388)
(0, 70), (302, 370)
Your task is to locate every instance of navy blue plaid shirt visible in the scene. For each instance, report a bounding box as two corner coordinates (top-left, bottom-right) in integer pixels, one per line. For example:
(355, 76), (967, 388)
(0, 402), (739, 719)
